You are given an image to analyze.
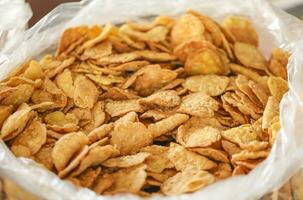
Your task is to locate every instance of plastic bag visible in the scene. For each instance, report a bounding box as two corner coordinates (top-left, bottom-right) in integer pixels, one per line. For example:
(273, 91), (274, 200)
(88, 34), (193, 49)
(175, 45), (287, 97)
(0, 0), (32, 50)
(1, 0), (303, 199)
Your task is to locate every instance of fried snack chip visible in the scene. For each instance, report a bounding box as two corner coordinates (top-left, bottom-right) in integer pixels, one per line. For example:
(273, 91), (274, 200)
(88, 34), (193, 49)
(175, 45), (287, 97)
(177, 92), (219, 117)
(52, 132), (89, 171)
(11, 119), (46, 157)
(182, 75), (229, 96)
(171, 13), (205, 47)
(105, 164), (147, 194)
(102, 152), (150, 168)
(222, 124), (258, 146)
(105, 99), (143, 117)
(1, 10), (289, 197)
(139, 90), (180, 108)
(167, 143), (216, 171)
(110, 121), (153, 155)
(191, 148), (229, 163)
(161, 167), (215, 195)
(222, 16), (258, 46)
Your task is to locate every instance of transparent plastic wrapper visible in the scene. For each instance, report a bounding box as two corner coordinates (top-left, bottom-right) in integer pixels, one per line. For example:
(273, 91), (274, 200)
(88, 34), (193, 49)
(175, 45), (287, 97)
(0, 0), (32, 50)
(1, 0), (303, 199)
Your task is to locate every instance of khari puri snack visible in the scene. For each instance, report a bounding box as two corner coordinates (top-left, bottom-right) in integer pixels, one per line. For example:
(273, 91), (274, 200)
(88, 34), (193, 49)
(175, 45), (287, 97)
(0, 10), (289, 196)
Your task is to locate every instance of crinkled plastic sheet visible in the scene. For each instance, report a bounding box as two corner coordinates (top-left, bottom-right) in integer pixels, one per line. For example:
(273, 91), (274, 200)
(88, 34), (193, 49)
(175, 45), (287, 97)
(1, 0), (303, 199)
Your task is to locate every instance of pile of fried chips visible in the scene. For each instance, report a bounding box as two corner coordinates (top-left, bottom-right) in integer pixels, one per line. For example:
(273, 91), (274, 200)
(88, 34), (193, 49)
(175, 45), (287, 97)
(0, 10), (289, 196)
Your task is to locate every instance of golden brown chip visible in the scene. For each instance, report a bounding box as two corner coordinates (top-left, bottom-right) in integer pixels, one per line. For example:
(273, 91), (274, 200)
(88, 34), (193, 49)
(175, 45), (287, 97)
(78, 167), (102, 188)
(184, 126), (221, 148)
(23, 60), (44, 80)
(248, 80), (269, 107)
(72, 145), (119, 176)
(232, 165), (249, 176)
(167, 143), (216, 171)
(222, 16), (258, 46)
(182, 75), (229, 96)
(267, 76), (288, 102)
(56, 26), (89, 56)
(234, 159), (263, 170)
(268, 121), (281, 146)
(55, 69), (74, 98)
(177, 92), (219, 117)
(148, 113), (189, 138)
(1, 84), (34, 106)
(222, 124), (258, 146)
(231, 150), (269, 162)
(93, 174), (114, 194)
(81, 40), (112, 60)
(133, 64), (178, 96)
(184, 48), (227, 75)
(34, 146), (53, 170)
(11, 119), (46, 157)
(139, 90), (180, 108)
(114, 111), (139, 125)
(111, 60), (150, 72)
(87, 123), (113, 144)
(52, 132), (89, 171)
(171, 13), (205, 47)
(240, 141), (269, 151)
(74, 75), (99, 109)
(140, 109), (171, 121)
(102, 152), (150, 168)
(59, 145), (89, 178)
(105, 99), (143, 117)
(110, 121), (153, 155)
(0, 105), (13, 129)
(262, 96), (279, 130)
(161, 167), (215, 195)
(105, 164), (147, 194)
(234, 42), (266, 70)
(211, 163), (232, 180)
(1, 105), (32, 141)
(191, 148), (229, 163)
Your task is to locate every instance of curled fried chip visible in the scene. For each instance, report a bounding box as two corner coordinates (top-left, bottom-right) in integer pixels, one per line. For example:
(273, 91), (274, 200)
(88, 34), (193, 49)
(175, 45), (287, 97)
(134, 65), (177, 96)
(232, 165), (249, 176)
(222, 124), (258, 146)
(0, 105), (13, 129)
(44, 111), (79, 132)
(105, 99), (143, 117)
(211, 163), (232, 180)
(114, 111), (138, 125)
(105, 164), (147, 194)
(111, 60), (150, 72)
(167, 143), (216, 171)
(52, 132), (89, 171)
(23, 60), (44, 80)
(191, 148), (229, 163)
(184, 126), (221, 148)
(11, 119), (46, 157)
(267, 76), (288, 102)
(148, 113), (189, 138)
(72, 145), (119, 176)
(234, 42), (266, 70)
(222, 16), (258, 46)
(262, 96), (279, 130)
(231, 150), (269, 162)
(102, 152), (150, 168)
(139, 90), (180, 108)
(161, 167), (215, 195)
(93, 174), (114, 194)
(185, 48), (227, 75)
(94, 52), (141, 65)
(81, 40), (112, 60)
(182, 75), (229, 96)
(55, 69), (74, 98)
(177, 92), (219, 117)
(78, 167), (102, 188)
(74, 75), (99, 109)
(34, 146), (53, 170)
(110, 121), (153, 155)
(87, 123), (113, 144)
(248, 80), (269, 107)
(1, 84), (34, 106)
(1, 105), (32, 141)
(171, 13), (205, 47)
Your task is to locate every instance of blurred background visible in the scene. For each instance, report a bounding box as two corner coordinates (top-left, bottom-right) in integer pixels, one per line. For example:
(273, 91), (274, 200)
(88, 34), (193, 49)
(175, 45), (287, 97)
(26, 0), (303, 26)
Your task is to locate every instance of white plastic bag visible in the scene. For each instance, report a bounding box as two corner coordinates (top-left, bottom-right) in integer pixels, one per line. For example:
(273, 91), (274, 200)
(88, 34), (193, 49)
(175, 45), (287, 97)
(1, 0), (303, 199)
